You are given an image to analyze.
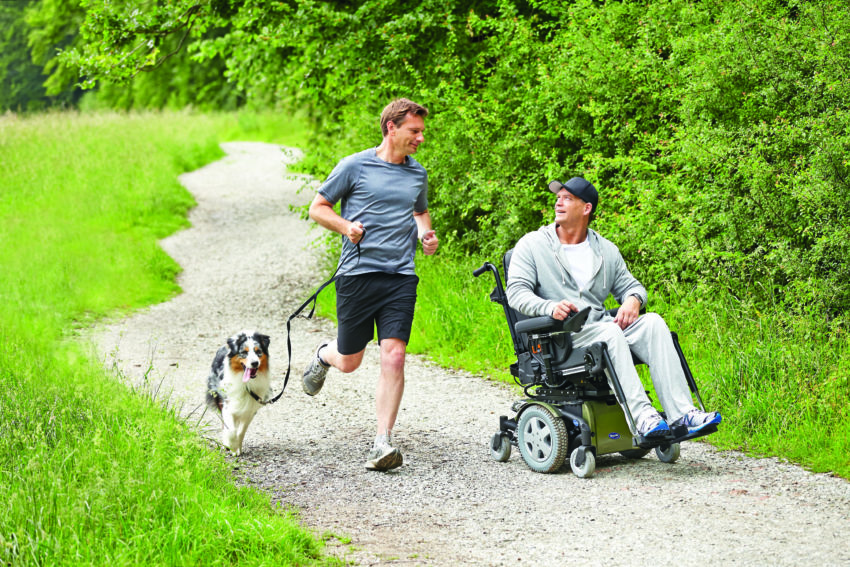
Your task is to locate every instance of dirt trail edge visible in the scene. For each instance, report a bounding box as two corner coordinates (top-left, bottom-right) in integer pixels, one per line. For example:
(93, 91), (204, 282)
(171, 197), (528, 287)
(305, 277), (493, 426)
(95, 142), (849, 567)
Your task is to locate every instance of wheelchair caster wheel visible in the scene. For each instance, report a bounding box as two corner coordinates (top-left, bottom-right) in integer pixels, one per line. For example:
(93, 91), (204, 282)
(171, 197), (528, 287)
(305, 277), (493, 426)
(490, 432), (511, 462)
(570, 447), (596, 478)
(655, 442), (681, 463)
(516, 404), (568, 473)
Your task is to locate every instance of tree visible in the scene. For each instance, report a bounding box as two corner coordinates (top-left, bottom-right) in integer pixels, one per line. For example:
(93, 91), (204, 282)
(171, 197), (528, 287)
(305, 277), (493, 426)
(0, 0), (52, 111)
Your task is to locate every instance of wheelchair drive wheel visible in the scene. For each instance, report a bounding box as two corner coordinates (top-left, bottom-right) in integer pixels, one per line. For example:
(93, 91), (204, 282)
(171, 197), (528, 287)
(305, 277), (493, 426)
(570, 447), (596, 478)
(655, 442), (681, 463)
(490, 432), (512, 462)
(516, 405), (568, 473)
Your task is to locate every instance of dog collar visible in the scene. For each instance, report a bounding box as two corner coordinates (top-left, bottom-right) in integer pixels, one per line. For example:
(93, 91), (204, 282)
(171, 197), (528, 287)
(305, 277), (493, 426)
(245, 385), (269, 405)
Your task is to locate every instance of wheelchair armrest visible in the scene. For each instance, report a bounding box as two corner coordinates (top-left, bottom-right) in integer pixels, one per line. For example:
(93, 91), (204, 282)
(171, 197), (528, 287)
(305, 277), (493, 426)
(515, 306), (591, 335)
(515, 316), (561, 335)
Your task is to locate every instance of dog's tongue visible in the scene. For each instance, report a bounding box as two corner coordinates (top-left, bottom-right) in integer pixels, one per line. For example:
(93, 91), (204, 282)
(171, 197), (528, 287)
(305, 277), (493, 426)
(243, 367), (251, 383)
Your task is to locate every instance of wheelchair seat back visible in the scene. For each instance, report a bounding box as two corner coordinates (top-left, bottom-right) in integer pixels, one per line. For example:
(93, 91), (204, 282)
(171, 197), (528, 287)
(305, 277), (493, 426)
(501, 249), (599, 388)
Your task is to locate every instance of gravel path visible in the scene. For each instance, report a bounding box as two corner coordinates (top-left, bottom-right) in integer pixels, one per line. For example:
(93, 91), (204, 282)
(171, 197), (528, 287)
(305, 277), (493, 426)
(94, 142), (850, 566)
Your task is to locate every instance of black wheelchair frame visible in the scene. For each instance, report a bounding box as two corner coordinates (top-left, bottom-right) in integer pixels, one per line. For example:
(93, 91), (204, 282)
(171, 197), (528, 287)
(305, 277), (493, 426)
(474, 250), (718, 477)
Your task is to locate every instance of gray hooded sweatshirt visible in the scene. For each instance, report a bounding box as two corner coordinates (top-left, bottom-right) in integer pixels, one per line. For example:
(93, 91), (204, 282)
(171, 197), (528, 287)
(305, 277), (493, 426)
(506, 223), (647, 324)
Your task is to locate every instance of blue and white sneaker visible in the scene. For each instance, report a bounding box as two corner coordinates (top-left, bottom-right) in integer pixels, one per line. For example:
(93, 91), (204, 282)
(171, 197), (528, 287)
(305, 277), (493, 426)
(672, 409), (722, 434)
(637, 412), (670, 438)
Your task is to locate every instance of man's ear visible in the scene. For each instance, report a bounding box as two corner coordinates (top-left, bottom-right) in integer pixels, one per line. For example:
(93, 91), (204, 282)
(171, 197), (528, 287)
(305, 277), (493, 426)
(386, 120), (397, 136)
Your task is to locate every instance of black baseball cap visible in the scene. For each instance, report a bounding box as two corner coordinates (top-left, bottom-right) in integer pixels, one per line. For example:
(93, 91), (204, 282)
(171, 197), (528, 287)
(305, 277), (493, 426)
(548, 177), (598, 216)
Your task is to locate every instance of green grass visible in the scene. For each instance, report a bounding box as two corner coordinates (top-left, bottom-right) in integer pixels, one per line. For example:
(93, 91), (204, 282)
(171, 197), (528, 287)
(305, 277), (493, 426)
(0, 110), (335, 566)
(315, 251), (850, 478)
(657, 289), (850, 475)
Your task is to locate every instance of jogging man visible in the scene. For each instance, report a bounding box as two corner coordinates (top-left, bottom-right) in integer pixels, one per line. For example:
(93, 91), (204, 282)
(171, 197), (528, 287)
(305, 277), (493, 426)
(506, 176), (720, 438)
(302, 98), (438, 471)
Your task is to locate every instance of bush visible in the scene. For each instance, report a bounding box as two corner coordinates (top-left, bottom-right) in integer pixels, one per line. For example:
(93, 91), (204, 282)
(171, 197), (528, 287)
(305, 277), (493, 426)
(183, 0), (850, 320)
(36, 0), (850, 319)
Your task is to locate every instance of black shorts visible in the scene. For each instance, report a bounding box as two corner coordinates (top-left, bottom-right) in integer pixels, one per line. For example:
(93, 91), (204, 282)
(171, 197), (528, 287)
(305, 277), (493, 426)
(335, 272), (419, 355)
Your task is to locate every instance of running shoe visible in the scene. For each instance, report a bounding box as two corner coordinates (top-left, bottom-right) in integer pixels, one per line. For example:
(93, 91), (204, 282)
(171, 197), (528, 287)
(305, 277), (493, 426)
(637, 412), (670, 438)
(671, 409), (722, 434)
(365, 433), (403, 471)
(302, 341), (330, 396)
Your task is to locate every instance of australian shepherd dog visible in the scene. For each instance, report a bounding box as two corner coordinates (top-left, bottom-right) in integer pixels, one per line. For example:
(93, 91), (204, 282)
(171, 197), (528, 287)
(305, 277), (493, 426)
(206, 330), (271, 455)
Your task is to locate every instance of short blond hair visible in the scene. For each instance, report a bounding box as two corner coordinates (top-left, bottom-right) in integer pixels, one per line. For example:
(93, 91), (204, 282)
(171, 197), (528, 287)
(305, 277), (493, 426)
(380, 98), (429, 136)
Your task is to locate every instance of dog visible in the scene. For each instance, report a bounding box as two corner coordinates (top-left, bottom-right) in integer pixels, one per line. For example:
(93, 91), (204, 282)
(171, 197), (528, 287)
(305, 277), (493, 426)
(206, 330), (271, 455)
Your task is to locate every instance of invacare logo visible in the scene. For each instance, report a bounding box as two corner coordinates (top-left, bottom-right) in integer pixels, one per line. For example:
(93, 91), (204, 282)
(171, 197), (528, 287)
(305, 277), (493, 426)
(608, 432), (621, 440)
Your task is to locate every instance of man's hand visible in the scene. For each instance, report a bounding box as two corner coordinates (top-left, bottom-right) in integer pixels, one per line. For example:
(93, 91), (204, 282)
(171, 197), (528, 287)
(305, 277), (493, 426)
(551, 300), (578, 321)
(420, 230), (438, 255)
(614, 295), (641, 329)
(347, 221), (365, 244)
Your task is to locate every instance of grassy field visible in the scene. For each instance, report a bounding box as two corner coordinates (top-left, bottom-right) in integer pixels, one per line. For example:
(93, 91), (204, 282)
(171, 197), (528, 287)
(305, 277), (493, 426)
(0, 110), (338, 566)
(316, 251), (850, 479)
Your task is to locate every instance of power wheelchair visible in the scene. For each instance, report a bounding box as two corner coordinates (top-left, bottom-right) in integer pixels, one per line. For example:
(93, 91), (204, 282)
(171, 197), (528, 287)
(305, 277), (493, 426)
(473, 250), (718, 478)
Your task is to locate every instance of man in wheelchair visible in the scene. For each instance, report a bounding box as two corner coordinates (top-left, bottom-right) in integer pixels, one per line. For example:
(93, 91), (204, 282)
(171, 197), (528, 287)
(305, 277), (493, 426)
(506, 176), (721, 441)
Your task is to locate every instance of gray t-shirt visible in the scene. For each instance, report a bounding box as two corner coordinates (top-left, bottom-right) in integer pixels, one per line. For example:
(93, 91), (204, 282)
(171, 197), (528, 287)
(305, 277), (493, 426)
(319, 147), (429, 276)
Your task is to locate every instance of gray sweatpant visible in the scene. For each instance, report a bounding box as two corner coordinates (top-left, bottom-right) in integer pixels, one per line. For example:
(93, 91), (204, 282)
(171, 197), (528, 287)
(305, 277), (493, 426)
(571, 313), (696, 433)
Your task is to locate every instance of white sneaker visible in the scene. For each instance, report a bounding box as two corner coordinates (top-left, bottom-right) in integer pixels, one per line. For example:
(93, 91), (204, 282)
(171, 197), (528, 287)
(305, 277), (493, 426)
(302, 341), (329, 396)
(365, 433), (403, 471)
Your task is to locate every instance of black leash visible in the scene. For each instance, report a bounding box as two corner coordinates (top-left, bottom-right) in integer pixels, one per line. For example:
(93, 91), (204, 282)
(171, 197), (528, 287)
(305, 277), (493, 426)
(250, 233), (364, 405)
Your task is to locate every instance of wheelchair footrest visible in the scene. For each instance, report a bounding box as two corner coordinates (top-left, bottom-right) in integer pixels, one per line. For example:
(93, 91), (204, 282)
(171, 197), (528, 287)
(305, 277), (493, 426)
(634, 422), (719, 449)
(670, 423), (719, 444)
(634, 432), (674, 449)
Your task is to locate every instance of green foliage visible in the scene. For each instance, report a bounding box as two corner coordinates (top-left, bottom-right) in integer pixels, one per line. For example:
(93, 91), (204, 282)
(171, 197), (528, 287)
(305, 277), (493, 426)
(87, 0), (840, 319)
(407, 256), (515, 379)
(62, 0), (242, 110)
(14, 1), (850, 315)
(0, 111), (333, 565)
(647, 1), (850, 315)
(0, 0), (241, 112)
(24, 0), (86, 100)
(0, 0), (76, 111)
(57, 0), (202, 87)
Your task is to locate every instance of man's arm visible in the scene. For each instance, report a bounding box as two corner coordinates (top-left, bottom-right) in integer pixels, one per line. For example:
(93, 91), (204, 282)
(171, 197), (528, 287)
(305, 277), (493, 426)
(505, 236), (561, 318)
(309, 193), (364, 243)
(607, 246), (646, 329)
(613, 295), (641, 329)
(413, 210), (438, 255)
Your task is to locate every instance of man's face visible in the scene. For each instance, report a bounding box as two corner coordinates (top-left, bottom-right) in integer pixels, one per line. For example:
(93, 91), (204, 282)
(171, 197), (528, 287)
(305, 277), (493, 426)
(389, 113), (425, 156)
(554, 188), (591, 227)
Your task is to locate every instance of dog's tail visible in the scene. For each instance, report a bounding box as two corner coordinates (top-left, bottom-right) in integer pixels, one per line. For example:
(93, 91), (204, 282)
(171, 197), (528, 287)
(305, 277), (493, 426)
(206, 345), (228, 412)
(206, 387), (224, 412)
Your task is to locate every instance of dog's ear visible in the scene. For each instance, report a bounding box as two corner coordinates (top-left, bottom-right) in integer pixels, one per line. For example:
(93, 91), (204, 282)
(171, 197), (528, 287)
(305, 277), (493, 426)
(226, 337), (238, 355)
(255, 333), (270, 353)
